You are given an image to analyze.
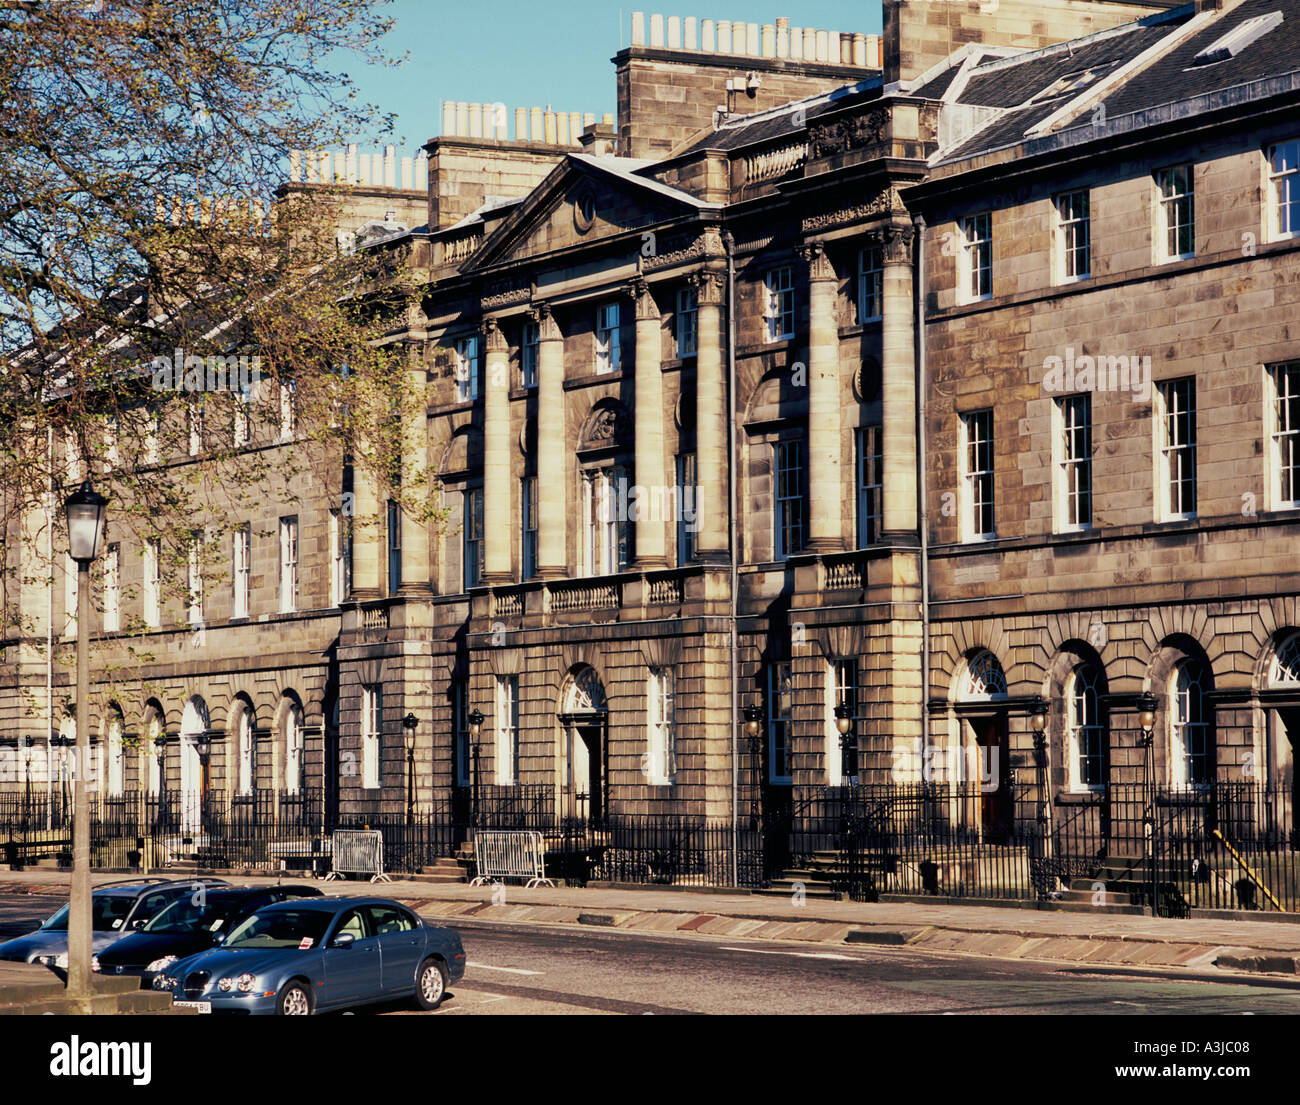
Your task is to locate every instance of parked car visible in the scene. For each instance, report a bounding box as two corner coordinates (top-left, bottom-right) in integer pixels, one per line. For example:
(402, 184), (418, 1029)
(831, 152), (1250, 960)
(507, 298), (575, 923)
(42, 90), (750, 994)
(153, 896), (465, 1014)
(95, 884), (323, 985)
(0, 878), (229, 967)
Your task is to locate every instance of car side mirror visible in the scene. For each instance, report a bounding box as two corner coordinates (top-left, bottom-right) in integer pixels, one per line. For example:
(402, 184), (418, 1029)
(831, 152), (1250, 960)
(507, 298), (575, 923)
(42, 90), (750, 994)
(211, 931), (227, 946)
(330, 932), (355, 949)
(131, 918), (147, 930)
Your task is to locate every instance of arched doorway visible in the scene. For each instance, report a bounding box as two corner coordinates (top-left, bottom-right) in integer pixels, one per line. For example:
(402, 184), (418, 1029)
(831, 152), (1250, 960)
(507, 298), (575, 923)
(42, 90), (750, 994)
(956, 649), (1012, 842)
(180, 696), (209, 835)
(559, 666), (607, 823)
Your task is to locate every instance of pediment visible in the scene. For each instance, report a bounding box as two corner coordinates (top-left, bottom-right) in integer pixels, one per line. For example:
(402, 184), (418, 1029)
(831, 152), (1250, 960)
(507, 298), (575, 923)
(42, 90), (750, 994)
(464, 155), (717, 271)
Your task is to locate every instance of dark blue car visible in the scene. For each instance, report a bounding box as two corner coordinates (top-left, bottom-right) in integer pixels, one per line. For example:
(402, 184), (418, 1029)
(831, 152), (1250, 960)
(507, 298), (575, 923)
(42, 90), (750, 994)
(153, 896), (465, 1015)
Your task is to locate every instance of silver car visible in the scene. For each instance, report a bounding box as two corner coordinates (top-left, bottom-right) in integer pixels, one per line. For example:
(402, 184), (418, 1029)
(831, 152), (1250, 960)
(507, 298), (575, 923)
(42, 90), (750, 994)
(0, 878), (228, 968)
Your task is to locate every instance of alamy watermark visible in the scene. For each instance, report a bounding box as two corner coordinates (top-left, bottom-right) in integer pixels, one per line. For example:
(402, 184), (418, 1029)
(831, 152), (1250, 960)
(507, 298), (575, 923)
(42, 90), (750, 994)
(1042, 347), (1151, 402)
(150, 348), (262, 395)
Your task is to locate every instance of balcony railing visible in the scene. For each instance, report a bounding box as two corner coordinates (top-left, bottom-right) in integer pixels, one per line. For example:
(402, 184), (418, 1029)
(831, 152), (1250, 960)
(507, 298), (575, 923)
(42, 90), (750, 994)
(550, 580), (620, 613)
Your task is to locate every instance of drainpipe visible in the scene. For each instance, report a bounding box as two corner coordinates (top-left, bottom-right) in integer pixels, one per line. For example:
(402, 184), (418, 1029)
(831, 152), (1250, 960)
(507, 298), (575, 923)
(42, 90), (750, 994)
(724, 228), (739, 887)
(914, 215), (930, 786)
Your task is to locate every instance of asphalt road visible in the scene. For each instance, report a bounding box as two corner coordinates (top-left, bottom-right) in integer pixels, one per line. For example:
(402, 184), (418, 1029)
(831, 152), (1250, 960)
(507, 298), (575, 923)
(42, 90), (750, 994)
(4, 889), (1299, 1015)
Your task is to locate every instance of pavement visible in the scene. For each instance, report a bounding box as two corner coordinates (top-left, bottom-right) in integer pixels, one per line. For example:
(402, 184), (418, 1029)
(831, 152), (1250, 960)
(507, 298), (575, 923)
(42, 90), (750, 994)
(2, 868), (1300, 982)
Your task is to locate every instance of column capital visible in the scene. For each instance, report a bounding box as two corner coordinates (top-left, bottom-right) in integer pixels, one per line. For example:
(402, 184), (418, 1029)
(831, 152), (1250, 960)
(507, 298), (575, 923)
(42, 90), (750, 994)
(872, 223), (913, 265)
(686, 269), (726, 306)
(529, 302), (561, 341)
(626, 277), (659, 320)
(481, 316), (508, 354)
(797, 241), (837, 282)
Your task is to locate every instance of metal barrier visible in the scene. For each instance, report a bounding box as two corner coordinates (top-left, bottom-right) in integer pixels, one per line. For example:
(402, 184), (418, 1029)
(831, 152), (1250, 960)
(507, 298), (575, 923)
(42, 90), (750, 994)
(325, 829), (391, 883)
(469, 830), (554, 887)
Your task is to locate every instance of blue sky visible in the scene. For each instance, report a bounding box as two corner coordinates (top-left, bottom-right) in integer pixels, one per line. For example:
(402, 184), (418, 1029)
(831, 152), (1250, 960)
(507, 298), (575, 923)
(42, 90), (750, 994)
(338, 1), (883, 152)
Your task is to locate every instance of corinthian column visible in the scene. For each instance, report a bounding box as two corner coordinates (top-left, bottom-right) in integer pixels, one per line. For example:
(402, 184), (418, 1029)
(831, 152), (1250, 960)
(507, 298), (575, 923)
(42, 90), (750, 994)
(534, 304), (567, 576)
(800, 242), (843, 551)
(879, 224), (917, 535)
(692, 270), (728, 562)
(351, 442), (381, 600)
(482, 318), (511, 582)
(631, 278), (667, 567)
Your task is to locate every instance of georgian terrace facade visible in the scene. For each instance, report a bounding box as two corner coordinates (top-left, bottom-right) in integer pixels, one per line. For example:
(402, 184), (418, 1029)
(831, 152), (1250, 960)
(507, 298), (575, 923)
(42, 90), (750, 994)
(8, 0), (1300, 851)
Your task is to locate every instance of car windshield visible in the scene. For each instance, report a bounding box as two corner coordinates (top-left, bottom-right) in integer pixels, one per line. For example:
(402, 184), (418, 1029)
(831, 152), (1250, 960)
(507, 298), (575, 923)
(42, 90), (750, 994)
(142, 896), (241, 935)
(42, 895), (136, 932)
(222, 908), (333, 950)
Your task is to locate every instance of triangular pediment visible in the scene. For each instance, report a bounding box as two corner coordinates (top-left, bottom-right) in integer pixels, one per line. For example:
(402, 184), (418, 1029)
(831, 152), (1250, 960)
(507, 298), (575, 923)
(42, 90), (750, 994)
(464, 155), (719, 271)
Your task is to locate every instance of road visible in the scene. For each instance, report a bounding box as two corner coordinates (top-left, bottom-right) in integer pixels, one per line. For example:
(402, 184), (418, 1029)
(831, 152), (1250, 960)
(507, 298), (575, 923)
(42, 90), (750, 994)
(3, 889), (1298, 1015)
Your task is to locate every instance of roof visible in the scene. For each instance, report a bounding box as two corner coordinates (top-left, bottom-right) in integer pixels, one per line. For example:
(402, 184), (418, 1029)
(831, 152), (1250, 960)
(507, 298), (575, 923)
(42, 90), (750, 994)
(667, 77), (883, 158)
(568, 153), (724, 210)
(1098, 0), (1300, 116)
(935, 0), (1300, 165)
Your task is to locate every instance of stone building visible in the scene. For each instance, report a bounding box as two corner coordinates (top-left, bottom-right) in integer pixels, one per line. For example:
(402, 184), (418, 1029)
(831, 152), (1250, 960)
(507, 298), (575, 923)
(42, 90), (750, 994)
(5, 0), (1300, 875)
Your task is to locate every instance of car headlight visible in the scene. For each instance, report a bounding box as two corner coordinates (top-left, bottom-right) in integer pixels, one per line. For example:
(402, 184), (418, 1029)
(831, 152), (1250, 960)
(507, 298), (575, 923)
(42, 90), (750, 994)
(146, 956), (177, 974)
(237, 973), (256, 993)
(152, 975), (177, 991)
(218, 977), (233, 992)
(91, 956), (100, 973)
(48, 953), (68, 969)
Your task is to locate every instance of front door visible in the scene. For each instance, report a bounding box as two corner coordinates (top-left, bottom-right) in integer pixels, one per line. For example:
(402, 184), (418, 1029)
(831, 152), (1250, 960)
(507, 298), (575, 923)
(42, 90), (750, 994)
(973, 714), (1012, 842)
(576, 723), (605, 823)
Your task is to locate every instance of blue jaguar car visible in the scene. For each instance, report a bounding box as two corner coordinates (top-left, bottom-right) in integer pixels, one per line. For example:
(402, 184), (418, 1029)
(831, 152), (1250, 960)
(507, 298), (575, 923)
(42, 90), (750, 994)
(152, 896), (465, 1015)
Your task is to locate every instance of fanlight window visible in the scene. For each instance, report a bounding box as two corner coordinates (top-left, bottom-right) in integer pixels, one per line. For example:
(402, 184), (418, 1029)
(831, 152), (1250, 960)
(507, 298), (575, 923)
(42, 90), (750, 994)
(1270, 632), (1300, 686)
(562, 666), (607, 714)
(963, 650), (1008, 700)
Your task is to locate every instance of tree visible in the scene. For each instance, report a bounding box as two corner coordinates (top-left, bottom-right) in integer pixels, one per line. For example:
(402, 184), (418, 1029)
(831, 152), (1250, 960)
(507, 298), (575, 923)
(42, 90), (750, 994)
(0, 0), (441, 717)
(0, 0), (442, 698)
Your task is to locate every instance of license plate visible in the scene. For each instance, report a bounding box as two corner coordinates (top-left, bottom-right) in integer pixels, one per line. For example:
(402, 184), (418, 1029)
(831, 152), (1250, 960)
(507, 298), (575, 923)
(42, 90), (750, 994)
(174, 1000), (211, 1014)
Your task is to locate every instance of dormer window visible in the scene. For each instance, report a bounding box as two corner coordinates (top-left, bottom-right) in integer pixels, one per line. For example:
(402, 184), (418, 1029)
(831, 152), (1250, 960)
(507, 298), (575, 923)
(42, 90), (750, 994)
(1192, 11), (1284, 66)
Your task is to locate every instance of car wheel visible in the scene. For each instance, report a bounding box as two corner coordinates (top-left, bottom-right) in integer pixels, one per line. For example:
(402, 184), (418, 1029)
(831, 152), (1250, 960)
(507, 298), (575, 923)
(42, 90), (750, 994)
(276, 980), (314, 1016)
(414, 958), (447, 1011)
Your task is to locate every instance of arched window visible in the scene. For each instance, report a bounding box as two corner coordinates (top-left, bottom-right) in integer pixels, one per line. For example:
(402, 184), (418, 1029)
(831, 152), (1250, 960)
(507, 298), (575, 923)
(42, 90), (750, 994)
(963, 650), (1007, 700)
(105, 710), (124, 797)
(235, 703), (255, 797)
(284, 700), (304, 795)
(1170, 661), (1211, 787)
(143, 708), (162, 796)
(1270, 631), (1300, 686)
(1066, 664), (1106, 791)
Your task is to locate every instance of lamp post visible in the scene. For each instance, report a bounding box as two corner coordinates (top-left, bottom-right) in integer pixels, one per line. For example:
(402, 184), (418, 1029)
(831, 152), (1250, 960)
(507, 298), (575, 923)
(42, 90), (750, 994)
(402, 712), (418, 827)
(1028, 695), (1049, 827)
(1136, 690), (1158, 916)
(743, 704), (763, 833)
(64, 478), (108, 1000)
(834, 702), (855, 787)
(467, 709), (484, 828)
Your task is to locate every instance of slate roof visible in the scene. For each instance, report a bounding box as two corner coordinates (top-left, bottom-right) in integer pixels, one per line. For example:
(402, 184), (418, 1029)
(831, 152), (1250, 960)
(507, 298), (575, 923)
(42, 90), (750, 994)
(1098, 0), (1300, 117)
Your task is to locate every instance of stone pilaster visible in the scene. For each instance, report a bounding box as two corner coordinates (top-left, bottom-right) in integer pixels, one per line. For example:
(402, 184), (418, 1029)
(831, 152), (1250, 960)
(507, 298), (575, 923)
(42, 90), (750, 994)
(631, 278), (668, 567)
(399, 349), (432, 593)
(692, 270), (728, 562)
(351, 444), (381, 600)
(534, 304), (567, 577)
(800, 242), (844, 552)
(481, 318), (511, 583)
(880, 224), (918, 536)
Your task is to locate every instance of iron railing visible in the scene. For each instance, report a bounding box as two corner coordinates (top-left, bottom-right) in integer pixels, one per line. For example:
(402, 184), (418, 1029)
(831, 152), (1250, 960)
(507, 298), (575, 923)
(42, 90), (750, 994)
(1, 780), (1297, 913)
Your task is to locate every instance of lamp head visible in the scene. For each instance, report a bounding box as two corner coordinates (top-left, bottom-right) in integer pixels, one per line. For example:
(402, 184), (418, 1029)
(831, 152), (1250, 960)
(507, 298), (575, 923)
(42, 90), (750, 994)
(64, 479), (108, 564)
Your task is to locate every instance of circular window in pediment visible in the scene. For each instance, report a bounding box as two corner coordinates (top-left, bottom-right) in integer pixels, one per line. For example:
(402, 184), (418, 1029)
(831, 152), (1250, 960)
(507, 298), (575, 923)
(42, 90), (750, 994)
(573, 185), (597, 234)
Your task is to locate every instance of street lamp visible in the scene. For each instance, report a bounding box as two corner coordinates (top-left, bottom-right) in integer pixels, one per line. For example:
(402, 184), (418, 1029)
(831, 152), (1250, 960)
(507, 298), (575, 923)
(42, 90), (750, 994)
(402, 712), (418, 826)
(467, 708), (484, 828)
(1028, 695), (1049, 827)
(834, 702), (855, 786)
(64, 478), (107, 1001)
(742, 704), (763, 832)
(1136, 690), (1159, 916)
